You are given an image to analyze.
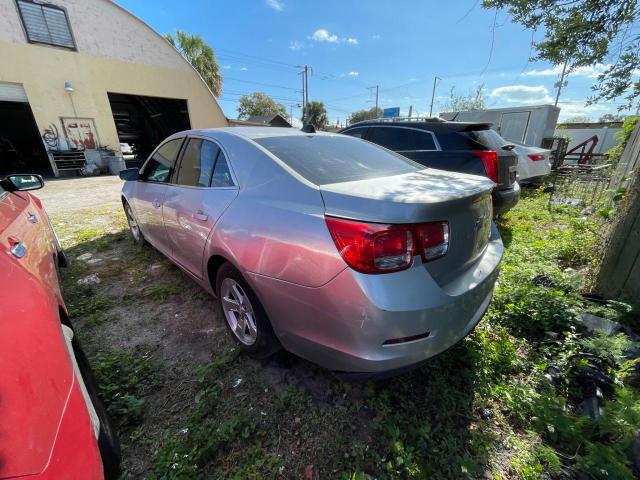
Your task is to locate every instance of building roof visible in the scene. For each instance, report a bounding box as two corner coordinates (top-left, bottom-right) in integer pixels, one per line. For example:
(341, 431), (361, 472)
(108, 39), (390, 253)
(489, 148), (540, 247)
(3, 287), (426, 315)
(245, 114), (292, 127)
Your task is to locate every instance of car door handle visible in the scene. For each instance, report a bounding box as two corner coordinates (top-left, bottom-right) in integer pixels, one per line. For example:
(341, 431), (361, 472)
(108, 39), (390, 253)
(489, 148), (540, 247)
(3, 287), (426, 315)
(192, 210), (208, 221)
(10, 241), (27, 259)
(152, 200), (161, 208)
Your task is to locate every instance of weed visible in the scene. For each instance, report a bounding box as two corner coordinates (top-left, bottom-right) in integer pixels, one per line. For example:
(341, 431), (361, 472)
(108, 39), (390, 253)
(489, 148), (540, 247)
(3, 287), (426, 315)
(92, 349), (162, 429)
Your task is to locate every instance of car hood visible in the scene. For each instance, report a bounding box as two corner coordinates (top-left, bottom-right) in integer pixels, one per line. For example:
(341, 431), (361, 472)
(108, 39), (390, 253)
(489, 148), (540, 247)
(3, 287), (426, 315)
(0, 260), (73, 479)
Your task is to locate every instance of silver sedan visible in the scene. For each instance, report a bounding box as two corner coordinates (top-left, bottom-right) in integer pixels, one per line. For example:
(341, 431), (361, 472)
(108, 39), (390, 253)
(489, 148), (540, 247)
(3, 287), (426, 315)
(120, 127), (503, 374)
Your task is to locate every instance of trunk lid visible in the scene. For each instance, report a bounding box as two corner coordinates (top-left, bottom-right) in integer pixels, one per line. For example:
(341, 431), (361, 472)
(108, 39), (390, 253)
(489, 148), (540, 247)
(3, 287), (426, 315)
(320, 168), (495, 281)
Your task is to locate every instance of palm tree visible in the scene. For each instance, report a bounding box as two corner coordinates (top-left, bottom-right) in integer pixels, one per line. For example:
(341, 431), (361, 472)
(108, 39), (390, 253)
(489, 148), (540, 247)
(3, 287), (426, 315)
(303, 101), (328, 129)
(165, 30), (223, 97)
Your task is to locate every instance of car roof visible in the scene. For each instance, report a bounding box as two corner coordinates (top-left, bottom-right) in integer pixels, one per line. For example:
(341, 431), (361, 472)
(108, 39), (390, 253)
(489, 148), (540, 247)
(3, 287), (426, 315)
(182, 127), (339, 141)
(341, 120), (492, 132)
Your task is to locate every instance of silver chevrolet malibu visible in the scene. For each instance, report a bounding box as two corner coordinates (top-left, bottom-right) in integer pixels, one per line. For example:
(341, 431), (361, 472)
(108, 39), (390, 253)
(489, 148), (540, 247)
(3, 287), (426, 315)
(120, 127), (503, 375)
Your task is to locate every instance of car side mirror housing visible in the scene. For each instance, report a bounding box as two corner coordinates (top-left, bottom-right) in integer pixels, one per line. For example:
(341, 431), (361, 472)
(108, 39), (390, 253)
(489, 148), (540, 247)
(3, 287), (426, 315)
(1, 174), (44, 192)
(119, 168), (140, 181)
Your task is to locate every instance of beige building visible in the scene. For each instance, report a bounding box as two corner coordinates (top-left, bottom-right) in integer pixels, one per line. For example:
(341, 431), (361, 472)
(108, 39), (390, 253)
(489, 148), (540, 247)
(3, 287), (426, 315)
(0, 0), (227, 176)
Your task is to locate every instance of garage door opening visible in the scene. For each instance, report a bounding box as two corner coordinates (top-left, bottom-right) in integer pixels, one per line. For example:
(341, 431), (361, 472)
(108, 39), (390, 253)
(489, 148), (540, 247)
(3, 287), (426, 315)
(0, 101), (52, 176)
(107, 93), (191, 168)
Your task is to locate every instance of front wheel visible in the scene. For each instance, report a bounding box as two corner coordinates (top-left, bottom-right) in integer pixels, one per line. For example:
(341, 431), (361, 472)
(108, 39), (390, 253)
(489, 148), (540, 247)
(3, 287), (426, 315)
(216, 262), (280, 358)
(124, 201), (146, 246)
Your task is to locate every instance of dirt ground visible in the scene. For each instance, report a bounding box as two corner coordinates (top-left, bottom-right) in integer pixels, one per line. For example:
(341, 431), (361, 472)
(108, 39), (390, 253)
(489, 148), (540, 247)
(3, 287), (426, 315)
(39, 175), (124, 212)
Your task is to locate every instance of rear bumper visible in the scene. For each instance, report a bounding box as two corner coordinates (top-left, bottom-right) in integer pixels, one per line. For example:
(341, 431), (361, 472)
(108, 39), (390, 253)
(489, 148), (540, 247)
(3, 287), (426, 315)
(249, 225), (503, 373)
(492, 181), (521, 216)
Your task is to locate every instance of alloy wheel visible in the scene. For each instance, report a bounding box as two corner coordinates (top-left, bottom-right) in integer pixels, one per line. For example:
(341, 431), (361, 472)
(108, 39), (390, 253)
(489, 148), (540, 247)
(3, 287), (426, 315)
(220, 278), (258, 346)
(125, 204), (141, 242)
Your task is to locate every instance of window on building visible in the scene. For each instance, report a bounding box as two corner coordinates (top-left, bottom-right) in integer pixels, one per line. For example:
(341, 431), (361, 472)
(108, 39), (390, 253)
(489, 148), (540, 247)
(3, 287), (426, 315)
(17, 0), (76, 50)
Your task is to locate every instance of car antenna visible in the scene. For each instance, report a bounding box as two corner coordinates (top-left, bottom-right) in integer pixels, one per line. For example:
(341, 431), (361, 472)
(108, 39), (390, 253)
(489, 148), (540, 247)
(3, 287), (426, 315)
(301, 124), (316, 133)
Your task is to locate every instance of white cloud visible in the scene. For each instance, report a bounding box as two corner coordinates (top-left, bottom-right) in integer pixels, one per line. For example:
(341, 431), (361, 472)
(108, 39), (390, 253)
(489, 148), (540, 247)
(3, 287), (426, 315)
(555, 99), (615, 122)
(288, 40), (303, 51)
(222, 65), (231, 70)
(310, 29), (339, 43)
(308, 29), (358, 45)
(348, 71), (359, 77)
(240, 66), (248, 71)
(523, 63), (611, 78)
(490, 85), (553, 104)
(266, 0), (284, 11)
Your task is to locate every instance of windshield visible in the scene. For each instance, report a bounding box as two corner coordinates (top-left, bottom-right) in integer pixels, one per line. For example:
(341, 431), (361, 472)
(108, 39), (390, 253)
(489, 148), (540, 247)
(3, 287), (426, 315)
(254, 135), (421, 185)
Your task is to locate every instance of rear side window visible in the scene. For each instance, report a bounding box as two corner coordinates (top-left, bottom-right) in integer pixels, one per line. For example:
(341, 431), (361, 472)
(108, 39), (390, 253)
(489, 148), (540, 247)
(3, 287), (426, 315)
(176, 139), (219, 187)
(211, 150), (234, 187)
(254, 135), (420, 185)
(143, 138), (183, 183)
(367, 127), (414, 151)
(413, 131), (437, 150)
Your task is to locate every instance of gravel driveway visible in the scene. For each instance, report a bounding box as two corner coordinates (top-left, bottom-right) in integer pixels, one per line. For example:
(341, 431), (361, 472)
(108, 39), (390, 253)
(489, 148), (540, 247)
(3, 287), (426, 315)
(39, 175), (123, 214)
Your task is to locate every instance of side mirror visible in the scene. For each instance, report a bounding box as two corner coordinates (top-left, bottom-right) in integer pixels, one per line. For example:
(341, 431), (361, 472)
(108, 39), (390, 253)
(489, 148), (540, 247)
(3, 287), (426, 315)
(119, 168), (140, 181)
(1, 174), (44, 192)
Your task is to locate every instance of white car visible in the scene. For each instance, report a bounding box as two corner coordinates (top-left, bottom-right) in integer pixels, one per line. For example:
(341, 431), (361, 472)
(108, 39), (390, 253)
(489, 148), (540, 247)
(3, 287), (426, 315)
(513, 142), (551, 183)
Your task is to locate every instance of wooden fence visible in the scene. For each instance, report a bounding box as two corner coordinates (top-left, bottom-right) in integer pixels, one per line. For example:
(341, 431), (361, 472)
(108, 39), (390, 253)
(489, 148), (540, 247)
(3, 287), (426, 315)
(597, 122), (640, 307)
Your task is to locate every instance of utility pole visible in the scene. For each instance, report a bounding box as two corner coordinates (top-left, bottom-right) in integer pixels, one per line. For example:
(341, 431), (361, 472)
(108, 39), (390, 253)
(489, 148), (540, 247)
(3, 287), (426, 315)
(368, 85), (379, 113)
(408, 105), (413, 118)
(554, 59), (569, 107)
(429, 76), (441, 117)
(296, 65), (311, 122)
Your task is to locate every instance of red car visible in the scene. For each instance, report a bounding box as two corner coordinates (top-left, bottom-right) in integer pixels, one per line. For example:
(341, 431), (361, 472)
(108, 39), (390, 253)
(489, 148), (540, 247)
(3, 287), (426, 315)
(0, 174), (120, 479)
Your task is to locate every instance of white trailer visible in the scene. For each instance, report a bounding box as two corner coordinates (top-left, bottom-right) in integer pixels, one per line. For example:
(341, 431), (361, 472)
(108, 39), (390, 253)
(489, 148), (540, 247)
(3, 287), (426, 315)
(440, 104), (560, 148)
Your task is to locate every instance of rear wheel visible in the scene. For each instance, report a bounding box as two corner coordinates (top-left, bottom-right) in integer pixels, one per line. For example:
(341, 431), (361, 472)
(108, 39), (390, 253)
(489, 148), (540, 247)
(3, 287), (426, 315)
(72, 336), (121, 479)
(216, 262), (280, 358)
(124, 201), (146, 246)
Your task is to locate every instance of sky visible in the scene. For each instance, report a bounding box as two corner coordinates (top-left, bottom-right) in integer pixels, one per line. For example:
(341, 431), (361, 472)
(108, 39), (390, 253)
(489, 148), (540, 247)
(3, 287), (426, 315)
(118, 0), (630, 125)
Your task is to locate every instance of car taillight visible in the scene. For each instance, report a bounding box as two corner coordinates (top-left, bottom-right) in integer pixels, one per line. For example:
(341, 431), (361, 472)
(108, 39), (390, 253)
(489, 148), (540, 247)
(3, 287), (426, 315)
(528, 153), (546, 161)
(474, 150), (499, 184)
(325, 217), (449, 274)
(414, 221), (449, 261)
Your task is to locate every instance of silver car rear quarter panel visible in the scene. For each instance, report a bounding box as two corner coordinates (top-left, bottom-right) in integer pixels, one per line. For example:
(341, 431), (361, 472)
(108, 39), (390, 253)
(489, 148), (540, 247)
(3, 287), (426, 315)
(248, 225), (503, 373)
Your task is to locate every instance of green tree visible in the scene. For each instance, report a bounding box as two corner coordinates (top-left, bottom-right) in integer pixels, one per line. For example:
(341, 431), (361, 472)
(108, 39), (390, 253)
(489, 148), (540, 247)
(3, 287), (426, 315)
(236, 92), (287, 120)
(443, 84), (486, 112)
(599, 113), (627, 123)
(165, 30), (223, 97)
(303, 101), (328, 129)
(563, 115), (591, 124)
(348, 107), (383, 124)
(482, 0), (640, 110)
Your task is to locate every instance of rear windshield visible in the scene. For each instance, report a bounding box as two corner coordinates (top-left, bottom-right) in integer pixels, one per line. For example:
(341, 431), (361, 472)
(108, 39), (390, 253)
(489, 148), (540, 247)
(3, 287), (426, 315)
(435, 126), (508, 151)
(254, 135), (420, 185)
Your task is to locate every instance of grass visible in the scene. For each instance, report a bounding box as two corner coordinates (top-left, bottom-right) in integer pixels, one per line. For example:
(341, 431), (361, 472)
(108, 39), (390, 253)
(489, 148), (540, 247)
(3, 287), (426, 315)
(54, 188), (640, 479)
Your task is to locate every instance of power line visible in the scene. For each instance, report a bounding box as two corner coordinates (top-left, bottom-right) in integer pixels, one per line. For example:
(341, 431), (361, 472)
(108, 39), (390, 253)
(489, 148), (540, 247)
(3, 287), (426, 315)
(224, 76), (299, 91)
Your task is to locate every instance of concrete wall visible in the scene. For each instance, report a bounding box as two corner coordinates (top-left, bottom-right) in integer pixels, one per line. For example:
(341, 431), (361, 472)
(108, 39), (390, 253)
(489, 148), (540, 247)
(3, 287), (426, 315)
(0, 0), (226, 158)
(554, 125), (622, 154)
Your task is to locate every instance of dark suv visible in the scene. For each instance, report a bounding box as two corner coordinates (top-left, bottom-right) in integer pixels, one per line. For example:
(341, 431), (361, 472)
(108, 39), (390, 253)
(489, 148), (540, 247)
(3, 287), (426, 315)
(340, 118), (520, 215)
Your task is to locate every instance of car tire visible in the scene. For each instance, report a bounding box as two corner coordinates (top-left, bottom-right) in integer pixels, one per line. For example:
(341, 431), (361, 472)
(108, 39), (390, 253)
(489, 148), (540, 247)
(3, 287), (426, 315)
(123, 201), (146, 246)
(216, 262), (280, 358)
(72, 337), (122, 480)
